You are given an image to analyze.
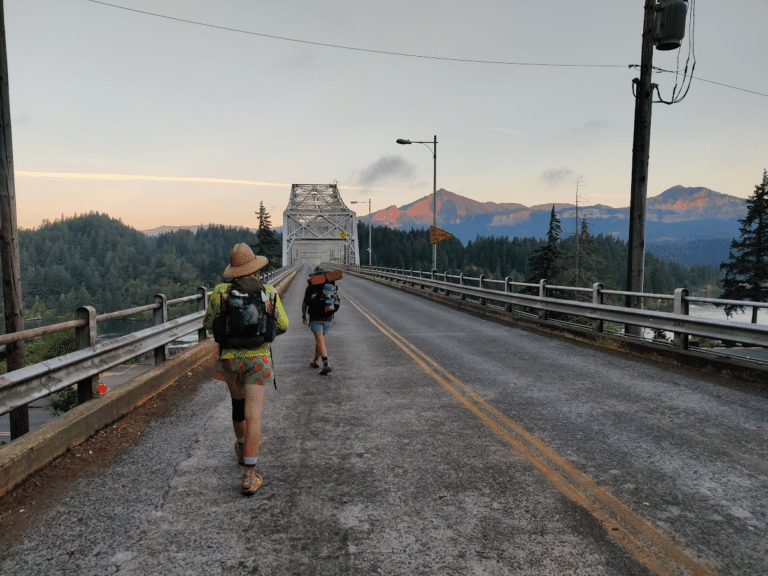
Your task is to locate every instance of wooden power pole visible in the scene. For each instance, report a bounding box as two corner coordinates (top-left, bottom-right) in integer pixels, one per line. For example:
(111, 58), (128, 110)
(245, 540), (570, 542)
(625, 0), (657, 337)
(0, 0), (28, 439)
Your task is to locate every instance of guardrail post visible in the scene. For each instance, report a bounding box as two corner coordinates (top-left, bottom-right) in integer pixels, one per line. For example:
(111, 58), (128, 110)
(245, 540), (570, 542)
(592, 283), (604, 333)
(479, 275), (486, 306)
(459, 273), (466, 301)
(673, 288), (689, 350)
(504, 277), (512, 312)
(75, 306), (98, 404)
(154, 294), (168, 365)
(197, 286), (208, 342)
(431, 269), (438, 293)
(539, 279), (549, 320)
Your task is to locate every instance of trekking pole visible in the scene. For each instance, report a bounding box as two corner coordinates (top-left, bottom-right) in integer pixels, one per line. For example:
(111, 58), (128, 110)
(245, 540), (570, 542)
(270, 347), (277, 389)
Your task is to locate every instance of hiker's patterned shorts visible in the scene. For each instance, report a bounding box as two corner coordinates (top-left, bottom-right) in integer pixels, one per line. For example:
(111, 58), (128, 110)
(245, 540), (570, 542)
(216, 356), (273, 387)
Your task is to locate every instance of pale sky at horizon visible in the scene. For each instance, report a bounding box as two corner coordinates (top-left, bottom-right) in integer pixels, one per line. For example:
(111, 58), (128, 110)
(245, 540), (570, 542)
(7, 0), (768, 231)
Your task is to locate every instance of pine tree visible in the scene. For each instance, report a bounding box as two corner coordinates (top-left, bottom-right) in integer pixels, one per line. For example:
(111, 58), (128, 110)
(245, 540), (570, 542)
(528, 205), (564, 282)
(720, 169), (768, 322)
(562, 218), (601, 295)
(256, 202), (281, 269)
(257, 201), (272, 231)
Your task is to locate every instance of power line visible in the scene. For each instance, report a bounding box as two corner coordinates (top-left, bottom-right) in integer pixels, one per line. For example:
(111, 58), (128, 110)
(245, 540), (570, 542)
(87, 0), (768, 98)
(658, 69), (768, 99)
(627, 65), (768, 99)
(86, 0), (624, 69)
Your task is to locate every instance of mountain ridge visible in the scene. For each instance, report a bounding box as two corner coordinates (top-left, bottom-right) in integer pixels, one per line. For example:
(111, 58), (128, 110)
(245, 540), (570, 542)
(140, 186), (746, 267)
(369, 186), (746, 266)
(371, 186), (745, 231)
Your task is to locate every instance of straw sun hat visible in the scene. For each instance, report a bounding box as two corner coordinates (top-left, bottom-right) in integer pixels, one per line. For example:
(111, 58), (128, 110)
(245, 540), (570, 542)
(223, 243), (268, 279)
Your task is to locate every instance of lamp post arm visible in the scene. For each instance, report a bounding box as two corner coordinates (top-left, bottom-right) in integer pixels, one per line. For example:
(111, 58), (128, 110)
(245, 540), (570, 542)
(396, 135), (438, 271)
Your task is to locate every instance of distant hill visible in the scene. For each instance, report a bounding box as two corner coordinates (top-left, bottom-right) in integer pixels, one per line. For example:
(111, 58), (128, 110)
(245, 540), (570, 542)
(141, 224), (257, 237)
(370, 186), (745, 267)
(16, 214), (262, 318)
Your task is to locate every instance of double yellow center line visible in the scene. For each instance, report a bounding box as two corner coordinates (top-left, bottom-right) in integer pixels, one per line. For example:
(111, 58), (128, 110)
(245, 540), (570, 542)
(344, 289), (718, 576)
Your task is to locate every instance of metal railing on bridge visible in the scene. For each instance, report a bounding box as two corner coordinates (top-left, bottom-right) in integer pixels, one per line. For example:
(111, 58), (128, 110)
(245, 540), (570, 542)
(351, 266), (768, 356)
(0, 264), (301, 441)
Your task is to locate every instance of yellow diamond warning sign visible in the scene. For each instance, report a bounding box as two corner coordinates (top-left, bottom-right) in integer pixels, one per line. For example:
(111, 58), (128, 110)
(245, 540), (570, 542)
(429, 226), (453, 245)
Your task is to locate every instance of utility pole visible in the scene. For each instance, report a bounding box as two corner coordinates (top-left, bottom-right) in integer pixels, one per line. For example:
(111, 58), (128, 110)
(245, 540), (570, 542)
(574, 177), (583, 288)
(625, 0), (657, 337)
(431, 135), (437, 273)
(0, 0), (28, 438)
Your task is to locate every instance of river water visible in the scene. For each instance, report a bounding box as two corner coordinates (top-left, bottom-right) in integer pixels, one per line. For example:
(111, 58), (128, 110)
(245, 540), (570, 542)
(21, 317), (199, 353)
(688, 303), (767, 327)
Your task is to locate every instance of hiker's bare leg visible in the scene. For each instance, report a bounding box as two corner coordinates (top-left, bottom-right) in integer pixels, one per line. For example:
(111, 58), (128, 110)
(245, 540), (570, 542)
(314, 330), (327, 361)
(227, 378), (265, 459)
(242, 383), (265, 460)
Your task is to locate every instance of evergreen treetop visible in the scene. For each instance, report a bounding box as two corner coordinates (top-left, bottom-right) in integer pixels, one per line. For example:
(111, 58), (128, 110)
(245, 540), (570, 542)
(527, 205), (565, 283)
(255, 202), (281, 270)
(720, 169), (768, 321)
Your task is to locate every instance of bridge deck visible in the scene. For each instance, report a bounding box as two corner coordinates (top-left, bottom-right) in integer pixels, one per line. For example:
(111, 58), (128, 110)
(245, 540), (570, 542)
(1, 270), (766, 575)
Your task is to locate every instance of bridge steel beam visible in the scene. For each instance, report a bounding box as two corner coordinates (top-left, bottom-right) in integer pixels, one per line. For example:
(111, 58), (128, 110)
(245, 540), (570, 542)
(282, 183), (360, 267)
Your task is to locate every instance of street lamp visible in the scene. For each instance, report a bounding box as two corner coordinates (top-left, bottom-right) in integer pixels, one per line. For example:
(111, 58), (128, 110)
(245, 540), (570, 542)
(350, 199), (372, 266)
(397, 135), (437, 271)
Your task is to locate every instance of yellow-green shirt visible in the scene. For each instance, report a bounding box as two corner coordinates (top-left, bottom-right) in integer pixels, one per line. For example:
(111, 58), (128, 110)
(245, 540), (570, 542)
(202, 282), (289, 359)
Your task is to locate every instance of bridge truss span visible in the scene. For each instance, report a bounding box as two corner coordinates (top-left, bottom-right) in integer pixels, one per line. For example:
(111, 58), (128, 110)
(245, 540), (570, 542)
(282, 183), (360, 267)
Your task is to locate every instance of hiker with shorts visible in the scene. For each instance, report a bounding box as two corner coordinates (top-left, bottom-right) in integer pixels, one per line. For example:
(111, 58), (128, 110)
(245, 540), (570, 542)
(203, 243), (288, 495)
(302, 267), (339, 376)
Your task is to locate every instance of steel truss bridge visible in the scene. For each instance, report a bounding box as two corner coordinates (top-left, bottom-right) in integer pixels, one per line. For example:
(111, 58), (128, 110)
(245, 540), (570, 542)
(282, 183), (360, 267)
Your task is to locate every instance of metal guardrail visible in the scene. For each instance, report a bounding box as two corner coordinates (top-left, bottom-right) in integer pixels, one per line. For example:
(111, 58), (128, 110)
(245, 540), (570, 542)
(0, 311), (205, 418)
(351, 266), (768, 352)
(0, 263), (302, 439)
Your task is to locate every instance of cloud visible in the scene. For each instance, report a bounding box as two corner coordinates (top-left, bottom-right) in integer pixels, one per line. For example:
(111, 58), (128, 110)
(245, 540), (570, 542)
(356, 156), (416, 187)
(541, 167), (574, 186)
(573, 120), (610, 132)
(16, 171), (287, 187)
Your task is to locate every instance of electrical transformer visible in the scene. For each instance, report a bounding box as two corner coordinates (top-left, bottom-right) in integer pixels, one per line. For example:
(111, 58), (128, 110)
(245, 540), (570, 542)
(654, 0), (688, 51)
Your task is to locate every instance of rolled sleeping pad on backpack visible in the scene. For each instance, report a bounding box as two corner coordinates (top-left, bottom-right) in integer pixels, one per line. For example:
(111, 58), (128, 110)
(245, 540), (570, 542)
(309, 269), (343, 285)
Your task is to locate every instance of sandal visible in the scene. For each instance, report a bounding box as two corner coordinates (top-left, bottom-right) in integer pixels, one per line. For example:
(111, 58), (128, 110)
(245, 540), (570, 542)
(309, 362), (319, 369)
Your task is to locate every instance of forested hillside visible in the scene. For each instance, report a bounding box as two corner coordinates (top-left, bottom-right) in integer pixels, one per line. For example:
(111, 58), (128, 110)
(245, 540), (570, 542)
(15, 213), (272, 321)
(358, 222), (722, 295)
(5, 212), (722, 326)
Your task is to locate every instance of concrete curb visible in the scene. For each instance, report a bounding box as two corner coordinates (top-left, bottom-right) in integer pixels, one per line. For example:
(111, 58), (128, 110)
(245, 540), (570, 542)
(346, 268), (768, 385)
(0, 270), (299, 498)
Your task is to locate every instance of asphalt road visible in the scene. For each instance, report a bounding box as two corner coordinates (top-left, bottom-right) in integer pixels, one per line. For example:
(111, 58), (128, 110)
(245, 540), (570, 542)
(1, 269), (766, 575)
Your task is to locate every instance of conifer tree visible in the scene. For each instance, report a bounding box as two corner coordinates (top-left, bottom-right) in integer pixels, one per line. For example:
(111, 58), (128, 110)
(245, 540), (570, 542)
(720, 169), (768, 322)
(257, 201), (272, 231)
(562, 218), (601, 295)
(256, 202), (281, 269)
(527, 205), (564, 282)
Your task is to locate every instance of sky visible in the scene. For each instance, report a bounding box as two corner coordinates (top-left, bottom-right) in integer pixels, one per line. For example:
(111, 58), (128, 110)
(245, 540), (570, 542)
(6, 0), (768, 232)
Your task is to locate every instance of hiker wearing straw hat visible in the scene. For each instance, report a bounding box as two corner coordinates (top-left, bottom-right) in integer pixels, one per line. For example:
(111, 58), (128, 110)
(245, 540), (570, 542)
(203, 243), (288, 496)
